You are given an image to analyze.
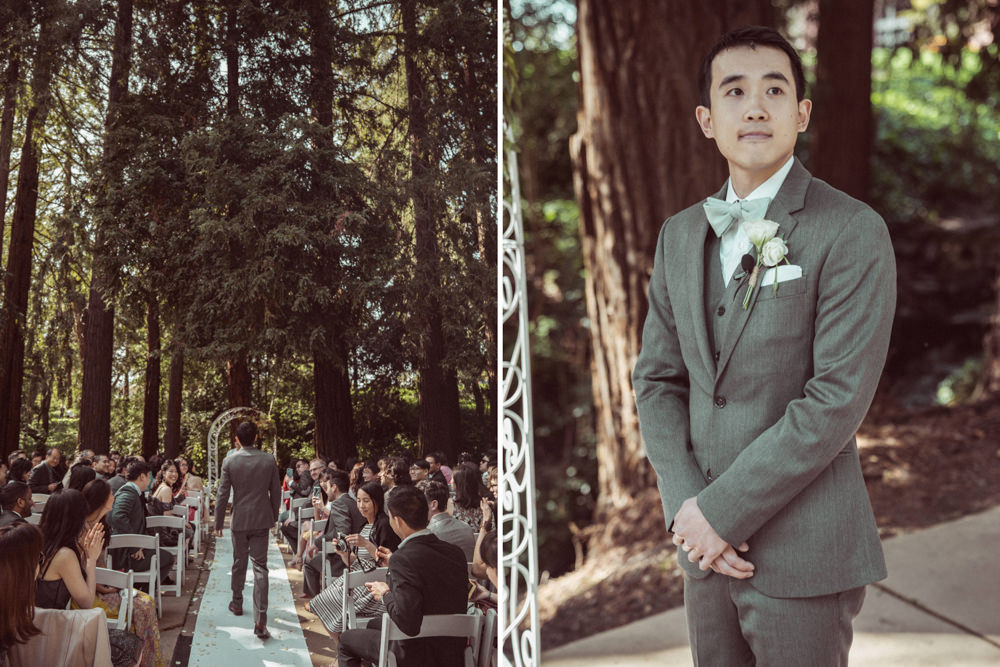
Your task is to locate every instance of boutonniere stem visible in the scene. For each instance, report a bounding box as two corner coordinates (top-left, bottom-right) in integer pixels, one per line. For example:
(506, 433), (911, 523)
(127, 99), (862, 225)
(740, 219), (789, 310)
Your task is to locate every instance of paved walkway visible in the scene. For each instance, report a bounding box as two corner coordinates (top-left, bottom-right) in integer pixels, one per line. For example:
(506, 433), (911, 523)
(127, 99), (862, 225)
(188, 528), (312, 666)
(542, 506), (1000, 666)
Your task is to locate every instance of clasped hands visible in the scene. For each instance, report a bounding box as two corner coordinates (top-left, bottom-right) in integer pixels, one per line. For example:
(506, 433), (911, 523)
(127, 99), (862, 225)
(671, 497), (754, 579)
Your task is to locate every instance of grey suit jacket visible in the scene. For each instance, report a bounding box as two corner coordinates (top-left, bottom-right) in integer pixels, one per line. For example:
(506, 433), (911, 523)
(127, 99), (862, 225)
(633, 159), (894, 598)
(427, 511), (476, 561)
(214, 446), (282, 532)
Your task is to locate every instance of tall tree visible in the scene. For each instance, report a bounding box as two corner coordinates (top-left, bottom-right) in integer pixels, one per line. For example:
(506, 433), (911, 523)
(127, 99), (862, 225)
(79, 0), (133, 455)
(809, 0), (874, 201)
(163, 338), (184, 459)
(570, 0), (772, 514)
(401, 0), (462, 457)
(0, 1), (61, 456)
(141, 297), (160, 458)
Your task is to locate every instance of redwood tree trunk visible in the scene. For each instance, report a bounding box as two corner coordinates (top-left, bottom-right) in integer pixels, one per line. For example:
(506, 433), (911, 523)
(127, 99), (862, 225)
(141, 297), (161, 458)
(163, 342), (184, 458)
(570, 1), (772, 515)
(313, 348), (357, 463)
(402, 0), (462, 458)
(226, 357), (253, 408)
(0, 56), (19, 264)
(79, 0), (133, 456)
(810, 0), (874, 202)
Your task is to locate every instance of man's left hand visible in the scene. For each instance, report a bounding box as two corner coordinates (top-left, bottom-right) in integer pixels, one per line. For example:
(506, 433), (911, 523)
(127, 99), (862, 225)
(671, 496), (730, 571)
(365, 581), (390, 601)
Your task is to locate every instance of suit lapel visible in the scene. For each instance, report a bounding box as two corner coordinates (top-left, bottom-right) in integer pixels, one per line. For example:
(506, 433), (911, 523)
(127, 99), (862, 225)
(716, 158), (811, 380)
(686, 182), (728, 376)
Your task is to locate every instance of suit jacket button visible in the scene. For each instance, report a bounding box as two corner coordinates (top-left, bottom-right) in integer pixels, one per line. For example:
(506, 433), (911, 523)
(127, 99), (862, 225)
(706, 468), (713, 481)
(716, 305), (725, 316)
(713, 351), (720, 361)
(714, 396), (726, 408)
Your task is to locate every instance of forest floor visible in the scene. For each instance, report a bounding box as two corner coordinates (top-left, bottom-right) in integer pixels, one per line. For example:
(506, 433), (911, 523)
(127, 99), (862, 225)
(537, 394), (1000, 651)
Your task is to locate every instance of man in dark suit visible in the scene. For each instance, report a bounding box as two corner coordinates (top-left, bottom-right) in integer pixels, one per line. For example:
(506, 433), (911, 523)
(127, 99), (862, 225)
(425, 451), (447, 486)
(0, 481), (32, 527)
(214, 421), (282, 639)
(302, 470), (365, 598)
(27, 447), (62, 494)
(632, 26), (895, 666)
(338, 485), (469, 667)
(109, 460), (175, 580)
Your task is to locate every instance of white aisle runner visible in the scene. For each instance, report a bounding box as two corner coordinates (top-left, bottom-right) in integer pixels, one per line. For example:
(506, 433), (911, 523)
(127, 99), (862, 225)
(188, 529), (312, 666)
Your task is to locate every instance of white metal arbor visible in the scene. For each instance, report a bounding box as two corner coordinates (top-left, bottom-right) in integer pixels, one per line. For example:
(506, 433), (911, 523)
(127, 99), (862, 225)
(205, 407), (276, 498)
(501, 121), (540, 667)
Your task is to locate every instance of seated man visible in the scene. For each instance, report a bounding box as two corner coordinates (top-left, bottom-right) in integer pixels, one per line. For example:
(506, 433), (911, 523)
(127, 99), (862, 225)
(27, 447), (62, 494)
(280, 459), (325, 547)
(423, 481), (475, 561)
(339, 485), (469, 667)
(0, 481), (32, 527)
(109, 460), (175, 582)
(9, 457), (32, 484)
(303, 470), (365, 598)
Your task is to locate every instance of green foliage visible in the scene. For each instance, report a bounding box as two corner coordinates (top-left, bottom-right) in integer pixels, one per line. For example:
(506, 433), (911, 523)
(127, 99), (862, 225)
(936, 357), (983, 406)
(870, 46), (1000, 223)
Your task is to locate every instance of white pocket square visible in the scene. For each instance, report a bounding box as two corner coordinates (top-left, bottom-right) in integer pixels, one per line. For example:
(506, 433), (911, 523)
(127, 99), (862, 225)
(760, 264), (803, 287)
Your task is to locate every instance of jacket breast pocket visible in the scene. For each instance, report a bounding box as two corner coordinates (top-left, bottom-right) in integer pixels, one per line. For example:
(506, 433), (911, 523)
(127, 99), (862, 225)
(754, 271), (808, 303)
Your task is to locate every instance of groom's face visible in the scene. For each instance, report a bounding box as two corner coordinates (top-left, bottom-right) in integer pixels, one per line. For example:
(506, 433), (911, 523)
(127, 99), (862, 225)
(695, 45), (811, 193)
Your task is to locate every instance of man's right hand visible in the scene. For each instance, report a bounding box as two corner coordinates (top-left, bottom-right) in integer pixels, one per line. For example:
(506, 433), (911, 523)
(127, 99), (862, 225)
(48, 482), (58, 492)
(133, 548), (145, 561)
(707, 543), (754, 579)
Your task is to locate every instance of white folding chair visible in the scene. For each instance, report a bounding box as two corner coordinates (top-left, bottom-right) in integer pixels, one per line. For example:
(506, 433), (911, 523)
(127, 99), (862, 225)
(95, 567), (134, 631)
(322, 536), (335, 589)
(146, 515), (185, 595)
(376, 612), (482, 667)
(342, 567), (388, 630)
(478, 608), (497, 667)
(180, 496), (203, 556)
(296, 505), (315, 547)
(281, 496), (310, 549)
(106, 533), (161, 618)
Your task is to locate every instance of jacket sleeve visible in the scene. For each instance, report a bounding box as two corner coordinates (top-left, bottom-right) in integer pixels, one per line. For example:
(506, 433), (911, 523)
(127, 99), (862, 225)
(28, 466), (51, 494)
(214, 459), (232, 532)
(697, 210), (896, 546)
(329, 498), (353, 538)
(268, 458), (281, 523)
(382, 552), (424, 637)
(632, 221), (711, 530)
(110, 489), (139, 534)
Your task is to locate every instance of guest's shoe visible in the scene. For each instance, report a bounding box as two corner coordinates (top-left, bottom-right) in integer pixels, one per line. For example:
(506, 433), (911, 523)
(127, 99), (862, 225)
(228, 601), (243, 616)
(253, 622), (270, 639)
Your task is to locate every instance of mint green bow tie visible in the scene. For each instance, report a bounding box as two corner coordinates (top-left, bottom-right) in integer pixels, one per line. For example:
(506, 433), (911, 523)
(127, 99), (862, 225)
(703, 197), (771, 237)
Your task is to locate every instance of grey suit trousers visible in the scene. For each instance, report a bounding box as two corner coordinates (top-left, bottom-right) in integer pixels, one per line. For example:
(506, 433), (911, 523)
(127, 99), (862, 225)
(231, 528), (270, 624)
(684, 573), (865, 666)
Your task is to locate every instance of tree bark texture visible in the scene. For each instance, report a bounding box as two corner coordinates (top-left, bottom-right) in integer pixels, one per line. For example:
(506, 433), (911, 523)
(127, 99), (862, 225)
(313, 348), (357, 463)
(163, 342), (184, 459)
(226, 357), (253, 409)
(570, 0), (772, 514)
(0, 56), (19, 265)
(141, 298), (161, 458)
(0, 5), (58, 457)
(402, 0), (462, 458)
(810, 0), (874, 202)
(79, 0), (133, 456)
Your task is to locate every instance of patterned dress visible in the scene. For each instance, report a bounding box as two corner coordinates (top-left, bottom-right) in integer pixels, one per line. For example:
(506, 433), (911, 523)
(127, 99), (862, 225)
(92, 589), (164, 667)
(310, 523), (381, 633)
(452, 504), (483, 532)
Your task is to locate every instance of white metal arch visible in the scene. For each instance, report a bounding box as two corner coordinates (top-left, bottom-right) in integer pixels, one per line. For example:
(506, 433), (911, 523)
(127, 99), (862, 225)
(206, 407), (276, 497)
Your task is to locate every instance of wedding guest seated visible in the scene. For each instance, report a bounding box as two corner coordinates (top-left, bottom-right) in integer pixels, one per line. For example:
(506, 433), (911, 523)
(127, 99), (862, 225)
(82, 479), (163, 667)
(282, 459), (325, 566)
(109, 461), (175, 583)
(30, 449), (45, 468)
(68, 464), (98, 492)
(93, 455), (114, 481)
(469, 529), (499, 611)
(409, 460), (429, 483)
(338, 484), (469, 667)
(177, 456), (204, 493)
(62, 450), (94, 488)
(383, 457), (413, 501)
(423, 481), (475, 561)
(471, 502), (496, 583)
(361, 461), (378, 485)
(450, 465), (484, 531)
(148, 459), (194, 548)
(308, 481), (401, 652)
(0, 522), (44, 664)
(108, 456), (137, 495)
(302, 470), (365, 599)
(425, 451), (448, 486)
(28, 447), (63, 495)
(9, 458), (32, 484)
(0, 481), (32, 528)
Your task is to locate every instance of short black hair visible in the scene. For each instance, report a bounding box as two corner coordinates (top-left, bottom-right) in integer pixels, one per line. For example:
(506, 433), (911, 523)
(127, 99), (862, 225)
(385, 484), (429, 530)
(0, 481), (30, 510)
(45, 447), (61, 458)
(236, 421), (258, 447)
(125, 460), (150, 481)
(118, 455), (138, 475)
(329, 470), (350, 493)
(427, 451), (447, 466)
(411, 459), (429, 471)
(699, 25), (805, 108)
(9, 458), (31, 482)
(422, 480), (450, 512)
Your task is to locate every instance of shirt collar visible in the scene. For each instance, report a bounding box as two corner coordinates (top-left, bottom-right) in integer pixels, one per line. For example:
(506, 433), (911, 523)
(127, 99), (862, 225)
(725, 156), (795, 203)
(399, 528), (431, 548)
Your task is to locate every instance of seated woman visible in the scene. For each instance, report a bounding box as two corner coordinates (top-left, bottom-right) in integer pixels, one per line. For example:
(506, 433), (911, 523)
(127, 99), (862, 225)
(81, 480), (164, 667)
(36, 489), (144, 667)
(450, 465), (485, 530)
(149, 459), (194, 550)
(0, 522), (44, 665)
(176, 457), (203, 493)
(308, 481), (401, 649)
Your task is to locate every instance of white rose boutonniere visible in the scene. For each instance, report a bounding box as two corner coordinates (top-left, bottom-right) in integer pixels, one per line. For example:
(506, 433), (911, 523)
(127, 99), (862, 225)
(740, 219), (790, 309)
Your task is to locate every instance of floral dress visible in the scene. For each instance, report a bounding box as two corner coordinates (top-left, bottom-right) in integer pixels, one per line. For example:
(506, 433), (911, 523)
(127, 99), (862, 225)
(452, 503), (483, 531)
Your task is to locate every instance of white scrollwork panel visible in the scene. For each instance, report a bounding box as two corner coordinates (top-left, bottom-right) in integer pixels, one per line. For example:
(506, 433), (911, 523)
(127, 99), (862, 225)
(500, 120), (540, 667)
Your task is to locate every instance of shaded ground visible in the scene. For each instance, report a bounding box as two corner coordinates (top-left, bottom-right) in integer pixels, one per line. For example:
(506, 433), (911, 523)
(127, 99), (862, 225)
(538, 396), (1000, 651)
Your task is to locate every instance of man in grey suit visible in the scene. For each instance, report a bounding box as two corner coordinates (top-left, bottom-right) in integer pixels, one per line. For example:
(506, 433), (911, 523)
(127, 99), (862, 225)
(214, 421), (282, 639)
(302, 469), (365, 598)
(633, 26), (895, 665)
(423, 480), (476, 561)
